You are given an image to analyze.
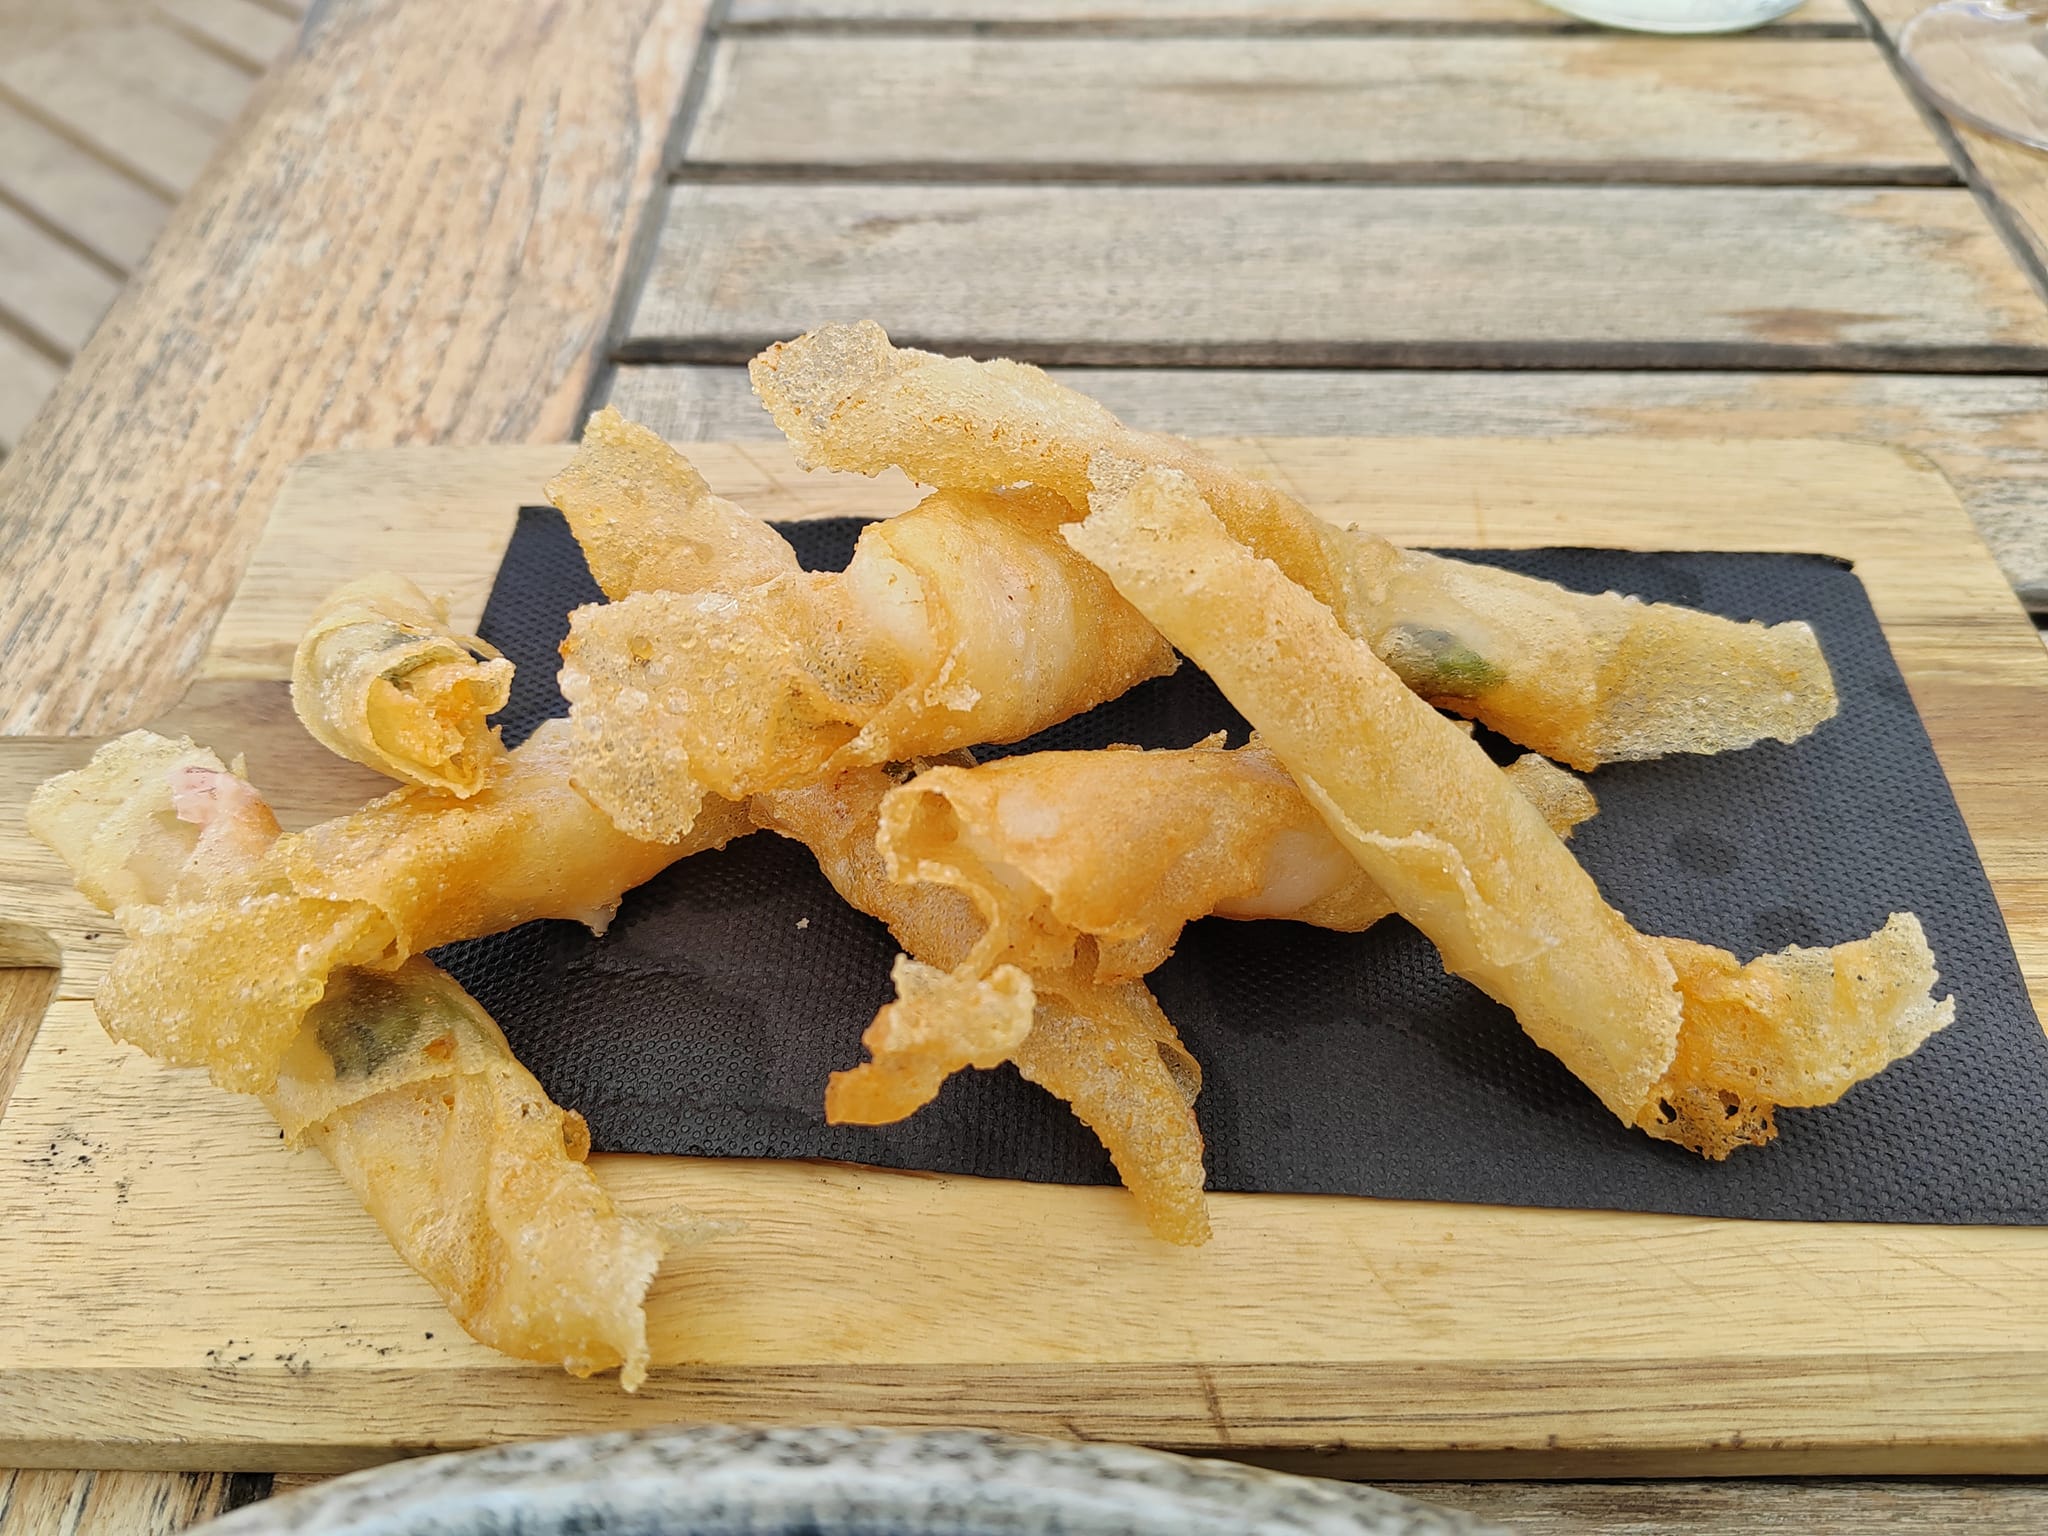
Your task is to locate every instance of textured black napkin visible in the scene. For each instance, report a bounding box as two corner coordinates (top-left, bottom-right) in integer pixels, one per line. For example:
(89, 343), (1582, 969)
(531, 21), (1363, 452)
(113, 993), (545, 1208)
(434, 508), (2048, 1223)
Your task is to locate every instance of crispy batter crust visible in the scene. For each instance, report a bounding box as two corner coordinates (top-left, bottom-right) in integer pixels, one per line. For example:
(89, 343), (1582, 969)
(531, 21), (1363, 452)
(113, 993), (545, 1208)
(35, 724), (747, 1093)
(559, 477), (1174, 842)
(1067, 469), (1949, 1142)
(751, 321), (1836, 768)
(32, 734), (685, 1389)
(877, 740), (1596, 985)
(754, 764), (1211, 1244)
(291, 572), (513, 796)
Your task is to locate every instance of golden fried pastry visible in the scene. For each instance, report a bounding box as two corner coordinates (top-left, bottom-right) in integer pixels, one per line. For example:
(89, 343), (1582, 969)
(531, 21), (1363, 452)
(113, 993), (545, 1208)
(754, 764), (1210, 1244)
(32, 723), (750, 1092)
(751, 321), (1836, 769)
(292, 573), (512, 797)
(33, 735), (684, 1388)
(1066, 468), (1950, 1153)
(556, 421), (1174, 843)
(878, 738), (1595, 985)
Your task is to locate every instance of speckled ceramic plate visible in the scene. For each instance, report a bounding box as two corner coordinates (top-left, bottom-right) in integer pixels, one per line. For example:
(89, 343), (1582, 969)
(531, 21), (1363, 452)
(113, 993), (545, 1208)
(196, 1426), (1517, 1535)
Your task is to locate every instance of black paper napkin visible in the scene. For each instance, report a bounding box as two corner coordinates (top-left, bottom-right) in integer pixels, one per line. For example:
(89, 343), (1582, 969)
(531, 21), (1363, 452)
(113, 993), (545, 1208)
(434, 508), (2048, 1224)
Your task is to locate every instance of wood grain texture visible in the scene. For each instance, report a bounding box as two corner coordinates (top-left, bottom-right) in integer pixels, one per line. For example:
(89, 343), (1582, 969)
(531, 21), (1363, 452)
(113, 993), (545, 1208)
(724, 0), (1862, 27)
(1387, 1480), (2048, 1534)
(0, 1469), (261, 1536)
(1948, 129), (2048, 283)
(157, 0), (300, 73)
(604, 364), (2048, 611)
(0, 101), (171, 272)
(58, 1470), (2048, 1532)
(686, 34), (1946, 182)
(0, 0), (714, 739)
(2, 437), (2046, 1476)
(628, 183), (2048, 368)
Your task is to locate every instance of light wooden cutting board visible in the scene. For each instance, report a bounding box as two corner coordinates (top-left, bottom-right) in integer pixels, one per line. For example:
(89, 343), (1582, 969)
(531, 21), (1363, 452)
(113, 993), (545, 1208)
(2, 436), (2045, 1478)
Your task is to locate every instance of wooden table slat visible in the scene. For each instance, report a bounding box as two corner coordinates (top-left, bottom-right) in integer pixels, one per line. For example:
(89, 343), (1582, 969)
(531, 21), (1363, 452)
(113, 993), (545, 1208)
(240, 1473), (2048, 1534)
(1387, 1480), (2048, 1534)
(7, 0), (2048, 1525)
(628, 182), (2048, 367)
(0, 101), (172, 273)
(0, 0), (717, 739)
(72, 22), (261, 132)
(686, 33), (1948, 181)
(0, 202), (121, 360)
(0, 33), (230, 196)
(0, 1468), (262, 1536)
(603, 363), (2048, 612)
(724, 0), (1863, 28)
(156, 0), (299, 74)
(1855, 1), (2048, 290)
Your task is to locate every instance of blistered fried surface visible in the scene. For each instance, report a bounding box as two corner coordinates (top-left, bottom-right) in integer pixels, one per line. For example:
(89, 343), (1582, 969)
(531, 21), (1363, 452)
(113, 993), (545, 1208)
(835, 488), (1174, 765)
(1643, 914), (1954, 1158)
(37, 725), (743, 1093)
(547, 407), (800, 599)
(1068, 470), (1695, 1120)
(1359, 549), (1837, 770)
(563, 486), (1173, 843)
(877, 740), (1597, 985)
(33, 733), (394, 1091)
(1499, 753), (1600, 842)
(1068, 470), (1950, 1143)
(291, 573), (512, 796)
(751, 320), (1347, 601)
(752, 758), (989, 974)
(1015, 986), (1211, 1246)
(274, 962), (677, 1390)
(752, 321), (1836, 766)
(754, 762), (1212, 1243)
(97, 891), (393, 1092)
(561, 576), (879, 841)
(27, 731), (226, 912)
(825, 956), (1036, 1126)
(35, 742), (683, 1388)
(279, 720), (744, 957)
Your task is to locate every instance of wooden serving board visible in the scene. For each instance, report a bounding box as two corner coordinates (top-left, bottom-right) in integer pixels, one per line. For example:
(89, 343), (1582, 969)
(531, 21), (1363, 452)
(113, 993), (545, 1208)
(3, 436), (2047, 1479)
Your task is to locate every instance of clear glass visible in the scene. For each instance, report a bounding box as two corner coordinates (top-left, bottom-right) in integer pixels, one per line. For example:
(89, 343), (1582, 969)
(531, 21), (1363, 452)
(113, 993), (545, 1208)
(1898, 3), (2048, 152)
(1536, 0), (1809, 31)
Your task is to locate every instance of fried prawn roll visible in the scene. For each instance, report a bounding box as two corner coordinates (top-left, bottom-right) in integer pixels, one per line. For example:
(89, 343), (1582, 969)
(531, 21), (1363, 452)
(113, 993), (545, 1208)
(751, 321), (1836, 769)
(879, 738), (1595, 984)
(32, 737), (684, 1389)
(32, 722), (751, 1093)
(546, 407), (802, 599)
(1066, 470), (1951, 1155)
(753, 766), (1210, 1244)
(558, 428), (1175, 842)
(291, 573), (513, 796)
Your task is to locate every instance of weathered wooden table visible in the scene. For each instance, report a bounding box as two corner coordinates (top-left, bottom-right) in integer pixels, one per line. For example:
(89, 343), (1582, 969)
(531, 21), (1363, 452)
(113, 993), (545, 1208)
(4, 0), (2048, 1530)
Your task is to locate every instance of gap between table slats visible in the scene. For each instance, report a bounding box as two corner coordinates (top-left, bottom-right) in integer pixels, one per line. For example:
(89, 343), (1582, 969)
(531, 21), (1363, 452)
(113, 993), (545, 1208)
(683, 33), (1947, 184)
